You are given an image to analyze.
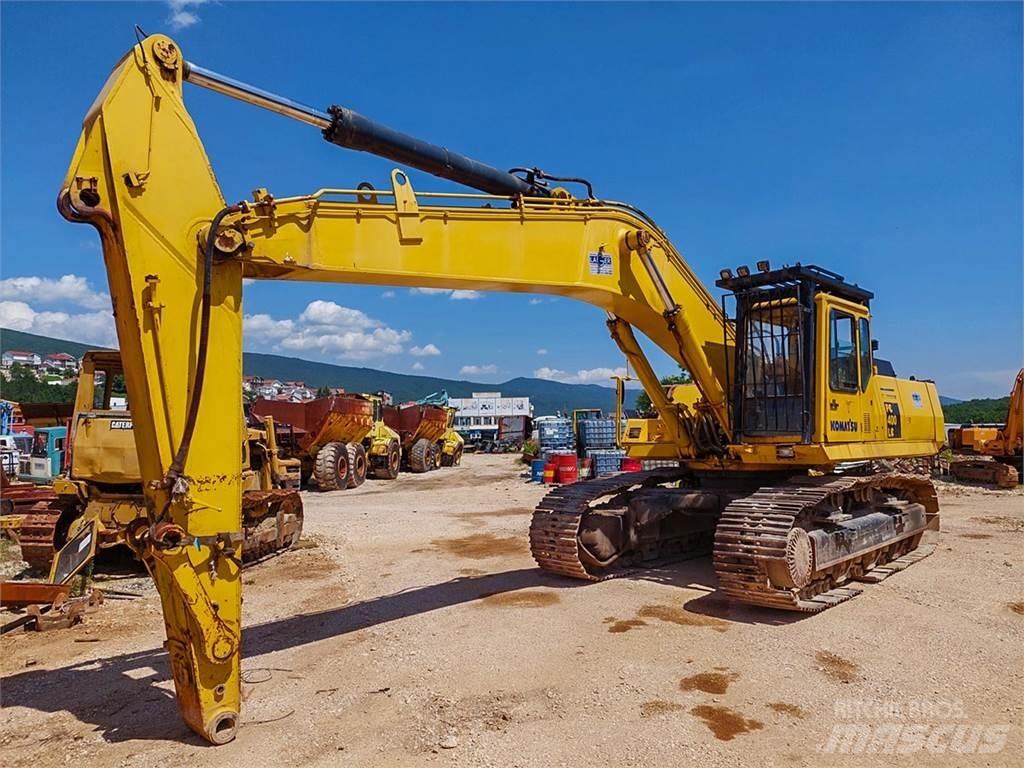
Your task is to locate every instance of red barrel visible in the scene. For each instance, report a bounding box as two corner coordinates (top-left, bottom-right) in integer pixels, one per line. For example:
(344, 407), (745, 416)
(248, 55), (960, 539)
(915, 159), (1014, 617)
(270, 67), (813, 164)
(621, 457), (642, 472)
(543, 463), (557, 484)
(557, 462), (579, 485)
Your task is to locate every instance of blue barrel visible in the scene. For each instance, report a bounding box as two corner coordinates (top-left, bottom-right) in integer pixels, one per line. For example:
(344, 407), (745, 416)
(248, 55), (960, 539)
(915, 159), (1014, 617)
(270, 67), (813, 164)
(531, 458), (547, 482)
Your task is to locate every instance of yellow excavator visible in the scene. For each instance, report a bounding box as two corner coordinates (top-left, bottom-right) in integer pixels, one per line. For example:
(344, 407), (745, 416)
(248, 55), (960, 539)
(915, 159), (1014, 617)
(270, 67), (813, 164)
(58, 35), (943, 743)
(947, 369), (1023, 487)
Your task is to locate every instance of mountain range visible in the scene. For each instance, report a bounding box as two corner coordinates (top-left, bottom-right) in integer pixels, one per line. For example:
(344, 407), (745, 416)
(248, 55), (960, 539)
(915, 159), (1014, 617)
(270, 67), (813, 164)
(0, 327), (976, 413)
(0, 328), (626, 415)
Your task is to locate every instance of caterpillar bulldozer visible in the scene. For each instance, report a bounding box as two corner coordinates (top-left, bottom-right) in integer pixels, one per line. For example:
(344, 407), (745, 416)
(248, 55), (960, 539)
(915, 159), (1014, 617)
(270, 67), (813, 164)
(946, 368), (1023, 487)
(58, 35), (943, 743)
(18, 351), (303, 578)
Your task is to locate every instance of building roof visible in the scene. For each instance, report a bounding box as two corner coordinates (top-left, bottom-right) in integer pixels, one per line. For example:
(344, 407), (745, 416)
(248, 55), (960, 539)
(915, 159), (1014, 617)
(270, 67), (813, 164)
(45, 352), (77, 361)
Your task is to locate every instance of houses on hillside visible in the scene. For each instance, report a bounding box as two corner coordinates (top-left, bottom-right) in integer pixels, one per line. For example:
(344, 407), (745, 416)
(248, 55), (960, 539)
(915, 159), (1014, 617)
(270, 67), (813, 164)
(243, 375), (340, 402)
(1, 351), (81, 373)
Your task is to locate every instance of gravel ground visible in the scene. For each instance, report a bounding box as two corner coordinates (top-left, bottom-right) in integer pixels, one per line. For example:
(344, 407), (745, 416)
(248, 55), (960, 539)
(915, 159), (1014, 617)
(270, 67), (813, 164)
(1, 454), (1021, 767)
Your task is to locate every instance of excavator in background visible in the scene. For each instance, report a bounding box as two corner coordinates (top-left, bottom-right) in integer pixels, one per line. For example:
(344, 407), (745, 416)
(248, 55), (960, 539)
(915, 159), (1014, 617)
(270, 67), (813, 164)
(17, 351), (303, 577)
(57, 34), (943, 743)
(946, 369), (1023, 487)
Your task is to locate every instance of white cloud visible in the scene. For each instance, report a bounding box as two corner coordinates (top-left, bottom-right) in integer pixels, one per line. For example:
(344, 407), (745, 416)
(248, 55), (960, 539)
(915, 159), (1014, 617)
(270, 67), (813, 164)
(0, 300), (116, 347)
(409, 288), (450, 296)
(381, 290), (396, 299)
(410, 343), (441, 357)
(298, 300), (377, 329)
(0, 274), (109, 310)
(460, 364), (498, 376)
(528, 298), (544, 305)
(411, 362), (425, 371)
(167, 0), (206, 30)
(243, 300), (413, 361)
(409, 287), (482, 300)
(534, 366), (626, 385)
(244, 313), (294, 342)
(536, 348), (548, 355)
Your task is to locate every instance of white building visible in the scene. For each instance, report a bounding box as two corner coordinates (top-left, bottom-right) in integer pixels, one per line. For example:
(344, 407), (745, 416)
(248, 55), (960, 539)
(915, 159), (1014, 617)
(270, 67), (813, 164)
(450, 391), (532, 437)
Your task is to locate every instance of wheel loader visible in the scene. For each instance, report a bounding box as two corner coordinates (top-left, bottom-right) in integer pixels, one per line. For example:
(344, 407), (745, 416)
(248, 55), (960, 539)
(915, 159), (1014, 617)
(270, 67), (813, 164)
(56, 34), (944, 743)
(18, 352), (303, 578)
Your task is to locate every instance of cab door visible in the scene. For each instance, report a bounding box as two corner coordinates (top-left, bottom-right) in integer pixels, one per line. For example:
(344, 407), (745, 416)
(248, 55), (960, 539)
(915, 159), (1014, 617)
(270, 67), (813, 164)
(816, 294), (871, 444)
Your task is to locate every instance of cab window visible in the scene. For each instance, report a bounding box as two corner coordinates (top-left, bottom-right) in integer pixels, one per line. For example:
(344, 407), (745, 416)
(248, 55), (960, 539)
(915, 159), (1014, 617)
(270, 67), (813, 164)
(829, 310), (858, 392)
(858, 317), (872, 391)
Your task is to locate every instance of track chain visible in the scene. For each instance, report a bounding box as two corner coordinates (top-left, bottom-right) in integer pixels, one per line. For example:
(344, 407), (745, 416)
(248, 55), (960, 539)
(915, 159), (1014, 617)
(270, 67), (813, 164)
(529, 468), (689, 581)
(713, 473), (939, 613)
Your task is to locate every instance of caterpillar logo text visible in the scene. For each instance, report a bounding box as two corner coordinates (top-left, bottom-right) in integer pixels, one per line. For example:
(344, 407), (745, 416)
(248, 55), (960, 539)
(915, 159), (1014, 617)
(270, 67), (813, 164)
(830, 420), (859, 433)
(109, 420), (134, 430)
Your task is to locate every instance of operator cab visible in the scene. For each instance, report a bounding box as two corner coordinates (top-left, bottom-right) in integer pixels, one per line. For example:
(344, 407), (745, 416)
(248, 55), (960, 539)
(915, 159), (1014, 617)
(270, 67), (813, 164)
(717, 264), (874, 445)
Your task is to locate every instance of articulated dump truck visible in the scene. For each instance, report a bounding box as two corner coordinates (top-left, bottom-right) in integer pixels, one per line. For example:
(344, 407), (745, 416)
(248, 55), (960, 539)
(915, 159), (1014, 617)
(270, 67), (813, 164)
(382, 402), (464, 472)
(18, 352), (303, 578)
(251, 395), (402, 489)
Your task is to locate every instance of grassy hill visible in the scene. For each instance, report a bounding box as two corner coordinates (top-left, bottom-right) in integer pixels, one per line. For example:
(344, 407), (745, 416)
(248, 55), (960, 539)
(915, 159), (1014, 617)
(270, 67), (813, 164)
(1, 328), (108, 358)
(943, 397), (1010, 425)
(1, 329), (622, 415)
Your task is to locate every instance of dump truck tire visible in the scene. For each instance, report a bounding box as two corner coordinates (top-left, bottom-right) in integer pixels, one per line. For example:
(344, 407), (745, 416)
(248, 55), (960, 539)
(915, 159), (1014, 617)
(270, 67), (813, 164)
(408, 438), (432, 473)
(441, 445), (463, 467)
(314, 442), (348, 491)
(429, 443), (442, 471)
(375, 440), (401, 480)
(346, 443), (368, 488)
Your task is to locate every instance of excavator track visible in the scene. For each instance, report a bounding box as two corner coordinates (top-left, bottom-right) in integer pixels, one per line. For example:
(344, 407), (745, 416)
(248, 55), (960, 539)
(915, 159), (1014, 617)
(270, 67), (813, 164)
(948, 458), (1020, 489)
(529, 468), (692, 580)
(17, 491), (304, 574)
(714, 473), (939, 612)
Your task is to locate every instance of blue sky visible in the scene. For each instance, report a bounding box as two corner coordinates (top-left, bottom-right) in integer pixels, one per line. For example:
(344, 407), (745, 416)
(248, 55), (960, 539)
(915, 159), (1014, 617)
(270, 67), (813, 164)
(1, 1), (1020, 398)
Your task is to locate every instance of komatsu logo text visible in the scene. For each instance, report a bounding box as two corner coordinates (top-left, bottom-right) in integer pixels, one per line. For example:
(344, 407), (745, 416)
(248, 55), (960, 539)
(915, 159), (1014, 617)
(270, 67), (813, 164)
(830, 420), (858, 433)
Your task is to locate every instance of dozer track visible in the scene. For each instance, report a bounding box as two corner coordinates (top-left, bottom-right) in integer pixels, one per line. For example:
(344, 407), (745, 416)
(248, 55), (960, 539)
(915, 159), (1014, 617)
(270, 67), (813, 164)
(531, 470), (939, 614)
(17, 501), (68, 573)
(17, 490), (304, 575)
(529, 468), (696, 581)
(713, 474), (939, 613)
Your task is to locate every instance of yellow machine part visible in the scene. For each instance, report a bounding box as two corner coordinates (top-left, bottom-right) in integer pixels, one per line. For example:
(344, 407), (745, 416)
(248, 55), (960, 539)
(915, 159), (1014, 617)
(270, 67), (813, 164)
(70, 414), (140, 484)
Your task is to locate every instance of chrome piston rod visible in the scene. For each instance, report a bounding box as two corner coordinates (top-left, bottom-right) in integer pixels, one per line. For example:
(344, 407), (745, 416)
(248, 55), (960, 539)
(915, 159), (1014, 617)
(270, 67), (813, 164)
(183, 62), (331, 128)
(181, 61), (544, 197)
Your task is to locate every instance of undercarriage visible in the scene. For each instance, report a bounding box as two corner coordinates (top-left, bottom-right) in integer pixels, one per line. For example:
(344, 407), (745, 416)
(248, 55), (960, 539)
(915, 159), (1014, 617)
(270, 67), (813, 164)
(530, 468), (939, 612)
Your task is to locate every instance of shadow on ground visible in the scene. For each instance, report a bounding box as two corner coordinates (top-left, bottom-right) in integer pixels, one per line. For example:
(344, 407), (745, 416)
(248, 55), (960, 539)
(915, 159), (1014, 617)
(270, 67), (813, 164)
(3, 556), (810, 743)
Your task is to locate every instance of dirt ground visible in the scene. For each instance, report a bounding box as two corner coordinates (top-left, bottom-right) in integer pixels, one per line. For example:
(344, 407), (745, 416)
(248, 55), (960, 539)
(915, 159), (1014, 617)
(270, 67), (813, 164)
(1, 455), (1021, 767)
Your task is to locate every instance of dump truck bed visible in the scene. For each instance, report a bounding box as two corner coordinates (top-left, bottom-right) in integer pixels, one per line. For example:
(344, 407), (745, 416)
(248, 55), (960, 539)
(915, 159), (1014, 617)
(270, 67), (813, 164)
(252, 396), (374, 455)
(382, 403), (448, 447)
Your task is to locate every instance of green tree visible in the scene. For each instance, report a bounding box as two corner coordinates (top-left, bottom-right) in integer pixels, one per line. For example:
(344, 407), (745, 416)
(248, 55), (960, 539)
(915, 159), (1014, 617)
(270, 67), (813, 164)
(634, 368), (692, 415)
(1, 364), (77, 403)
(316, 385), (332, 398)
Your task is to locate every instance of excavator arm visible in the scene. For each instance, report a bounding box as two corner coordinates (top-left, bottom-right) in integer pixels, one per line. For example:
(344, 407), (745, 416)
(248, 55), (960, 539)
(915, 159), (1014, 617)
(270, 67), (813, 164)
(60, 35), (736, 742)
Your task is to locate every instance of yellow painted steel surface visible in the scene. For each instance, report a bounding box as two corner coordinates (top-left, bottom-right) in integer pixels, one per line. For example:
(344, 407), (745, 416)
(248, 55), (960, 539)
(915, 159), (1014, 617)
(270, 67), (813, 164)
(61, 35), (945, 743)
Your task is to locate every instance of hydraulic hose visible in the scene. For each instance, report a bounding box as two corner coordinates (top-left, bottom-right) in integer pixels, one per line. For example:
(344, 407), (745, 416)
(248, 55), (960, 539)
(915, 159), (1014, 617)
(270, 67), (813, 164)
(166, 204), (242, 485)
